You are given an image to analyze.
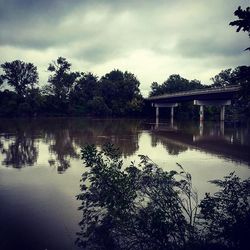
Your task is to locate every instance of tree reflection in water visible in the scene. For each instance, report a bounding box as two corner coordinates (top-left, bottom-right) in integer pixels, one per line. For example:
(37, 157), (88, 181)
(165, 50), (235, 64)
(151, 134), (188, 155)
(46, 128), (79, 173)
(76, 144), (250, 250)
(0, 122), (38, 168)
(0, 118), (249, 172)
(2, 136), (38, 168)
(0, 118), (142, 172)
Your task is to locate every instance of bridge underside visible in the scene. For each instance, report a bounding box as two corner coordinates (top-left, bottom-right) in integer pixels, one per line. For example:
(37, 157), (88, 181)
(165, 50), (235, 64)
(148, 86), (240, 121)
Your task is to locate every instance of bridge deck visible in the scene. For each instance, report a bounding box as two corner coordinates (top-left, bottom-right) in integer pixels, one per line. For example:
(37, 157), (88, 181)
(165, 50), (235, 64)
(147, 85), (241, 101)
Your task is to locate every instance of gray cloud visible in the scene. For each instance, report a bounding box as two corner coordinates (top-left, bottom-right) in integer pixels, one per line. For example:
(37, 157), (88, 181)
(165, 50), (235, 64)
(174, 34), (250, 58)
(0, 0), (249, 94)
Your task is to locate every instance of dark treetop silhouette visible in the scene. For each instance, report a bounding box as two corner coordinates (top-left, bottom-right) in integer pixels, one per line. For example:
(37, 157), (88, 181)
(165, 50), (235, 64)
(230, 6), (250, 51)
(0, 60), (38, 98)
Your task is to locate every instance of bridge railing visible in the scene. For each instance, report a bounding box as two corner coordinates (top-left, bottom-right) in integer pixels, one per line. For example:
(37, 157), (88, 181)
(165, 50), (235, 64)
(147, 85), (241, 100)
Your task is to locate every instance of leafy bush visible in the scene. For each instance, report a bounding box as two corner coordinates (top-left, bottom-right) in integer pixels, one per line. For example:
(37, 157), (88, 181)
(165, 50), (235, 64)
(77, 144), (196, 249)
(77, 144), (250, 250)
(199, 173), (250, 249)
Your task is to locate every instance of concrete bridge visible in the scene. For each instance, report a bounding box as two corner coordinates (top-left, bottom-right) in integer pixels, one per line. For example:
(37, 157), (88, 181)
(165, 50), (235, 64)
(147, 85), (241, 121)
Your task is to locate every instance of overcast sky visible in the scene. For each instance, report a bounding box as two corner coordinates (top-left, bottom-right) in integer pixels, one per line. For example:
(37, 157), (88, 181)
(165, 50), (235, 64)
(0, 0), (249, 96)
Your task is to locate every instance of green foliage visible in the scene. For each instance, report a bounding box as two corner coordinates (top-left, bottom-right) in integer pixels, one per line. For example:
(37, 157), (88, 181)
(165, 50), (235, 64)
(211, 69), (234, 87)
(149, 74), (204, 97)
(199, 173), (250, 249)
(47, 57), (79, 101)
(230, 6), (250, 51)
(77, 144), (199, 249)
(69, 72), (99, 115)
(0, 90), (18, 116)
(87, 96), (112, 116)
(211, 66), (250, 117)
(0, 60), (38, 98)
(77, 144), (250, 250)
(41, 66), (144, 116)
(100, 70), (143, 115)
(71, 73), (98, 102)
(211, 66), (250, 87)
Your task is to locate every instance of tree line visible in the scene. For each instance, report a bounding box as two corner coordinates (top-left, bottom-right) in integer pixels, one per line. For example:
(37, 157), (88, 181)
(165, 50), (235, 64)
(0, 57), (249, 118)
(0, 57), (143, 117)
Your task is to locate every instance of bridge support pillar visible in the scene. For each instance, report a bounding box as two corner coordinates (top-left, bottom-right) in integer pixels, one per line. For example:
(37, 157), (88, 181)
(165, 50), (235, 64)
(155, 116), (159, 129)
(220, 106), (225, 121)
(220, 120), (225, 136)
(194, 100), (231, 121)
(199, 120), (204, 136)
(200, 105), (204, 121)
(171, 116), (174, 128)
(152, 103), (178, 121)
(171, 107), (174, 119)
(156, 106), (159, 118)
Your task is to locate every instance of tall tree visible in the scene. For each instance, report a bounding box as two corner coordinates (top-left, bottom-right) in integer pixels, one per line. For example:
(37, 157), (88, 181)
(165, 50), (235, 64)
(230, 6), (250, 51)
(47, 57), (79, 100)
(70, 72), (100, 115)
(100, 70), (143, 115)
(0, 60), (38, 98)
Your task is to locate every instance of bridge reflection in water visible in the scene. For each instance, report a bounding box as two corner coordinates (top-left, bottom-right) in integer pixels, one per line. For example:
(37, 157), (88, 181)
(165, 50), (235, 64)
(152, 118), (250, 165)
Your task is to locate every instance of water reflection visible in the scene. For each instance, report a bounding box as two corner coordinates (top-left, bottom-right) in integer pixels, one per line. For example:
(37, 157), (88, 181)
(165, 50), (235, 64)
(0, 118), (249, 249)
(0, 118), (143, 172)
(151, 119), (250, 165)
(151, 133), (188, 155)
(0, 122), (38, 168)
(46, 128), (79, 173)
(1, 136), (38, 168)
(0, 118), (250, 171)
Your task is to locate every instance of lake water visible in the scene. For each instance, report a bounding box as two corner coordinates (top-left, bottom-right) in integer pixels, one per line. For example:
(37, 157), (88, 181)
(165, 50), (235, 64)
(0, 118), (249, 250)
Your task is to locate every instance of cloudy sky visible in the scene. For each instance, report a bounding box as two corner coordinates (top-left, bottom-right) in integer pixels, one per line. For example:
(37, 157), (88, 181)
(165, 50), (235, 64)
(0, 0), (249, 96)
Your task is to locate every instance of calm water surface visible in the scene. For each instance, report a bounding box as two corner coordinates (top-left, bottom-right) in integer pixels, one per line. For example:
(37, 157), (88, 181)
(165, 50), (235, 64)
(0, 118), (249, 250)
